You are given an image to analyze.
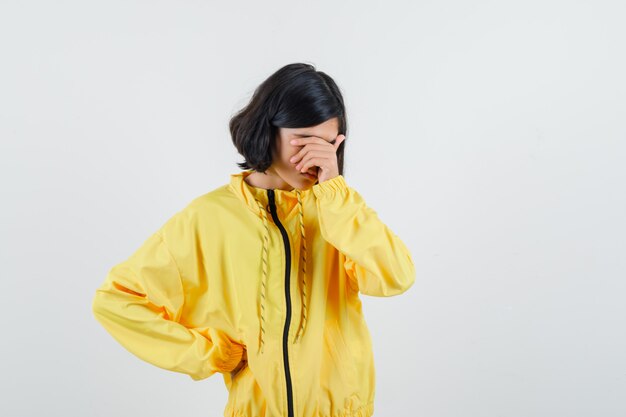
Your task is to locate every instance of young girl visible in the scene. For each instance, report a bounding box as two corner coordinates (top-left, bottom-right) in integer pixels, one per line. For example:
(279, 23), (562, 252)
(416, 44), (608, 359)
(92, 62), (415, 417)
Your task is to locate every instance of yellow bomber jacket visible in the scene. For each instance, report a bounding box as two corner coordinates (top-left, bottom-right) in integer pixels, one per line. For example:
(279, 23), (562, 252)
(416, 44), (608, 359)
(92, 170), (416, 417)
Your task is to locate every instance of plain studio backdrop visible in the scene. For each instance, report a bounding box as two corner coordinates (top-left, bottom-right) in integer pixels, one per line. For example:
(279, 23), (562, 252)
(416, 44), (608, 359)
(1, 1), (624, 416)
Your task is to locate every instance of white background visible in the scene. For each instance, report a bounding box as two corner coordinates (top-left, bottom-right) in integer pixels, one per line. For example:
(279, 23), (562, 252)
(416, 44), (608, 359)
(1, 1), (625, 416)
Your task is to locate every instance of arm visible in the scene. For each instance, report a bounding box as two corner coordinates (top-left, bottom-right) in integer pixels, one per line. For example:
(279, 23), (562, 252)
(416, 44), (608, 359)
(312, 175), (416, 297)
(92, 230), (244, 381)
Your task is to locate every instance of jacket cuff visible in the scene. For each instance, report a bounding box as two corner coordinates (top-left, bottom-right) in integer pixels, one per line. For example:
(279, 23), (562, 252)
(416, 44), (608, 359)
(312, 175), (348, 196)
(219, 342), (245, 372)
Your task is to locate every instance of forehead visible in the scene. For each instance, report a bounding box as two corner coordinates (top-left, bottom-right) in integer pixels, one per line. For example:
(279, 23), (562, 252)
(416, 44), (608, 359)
(282, 119), (339, 142)
(282, 125), (339, 142)
(291, 132), (335, 142)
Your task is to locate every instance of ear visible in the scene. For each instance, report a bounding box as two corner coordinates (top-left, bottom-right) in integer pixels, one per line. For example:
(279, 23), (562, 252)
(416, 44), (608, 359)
(334, 134), (346, 150)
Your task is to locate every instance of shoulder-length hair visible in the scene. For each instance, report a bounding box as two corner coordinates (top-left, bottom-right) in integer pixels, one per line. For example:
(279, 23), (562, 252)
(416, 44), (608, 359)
(229, 62), (348, 175)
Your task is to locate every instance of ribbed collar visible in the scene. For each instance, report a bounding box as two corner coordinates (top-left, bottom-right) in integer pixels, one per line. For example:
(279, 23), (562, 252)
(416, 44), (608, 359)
(228, 169), (316, 219)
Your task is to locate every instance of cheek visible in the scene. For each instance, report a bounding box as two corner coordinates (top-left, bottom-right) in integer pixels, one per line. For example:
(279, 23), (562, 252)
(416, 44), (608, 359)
(282, 147), (299, 164)
(275, 149), (295, 170)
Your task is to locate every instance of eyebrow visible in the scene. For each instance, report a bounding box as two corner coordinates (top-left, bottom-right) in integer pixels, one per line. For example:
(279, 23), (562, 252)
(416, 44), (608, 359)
(293, 133), (337, 143)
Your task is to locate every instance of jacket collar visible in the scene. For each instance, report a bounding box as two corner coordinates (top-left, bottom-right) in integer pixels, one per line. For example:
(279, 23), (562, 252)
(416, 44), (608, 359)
(228, 169), (315, 219)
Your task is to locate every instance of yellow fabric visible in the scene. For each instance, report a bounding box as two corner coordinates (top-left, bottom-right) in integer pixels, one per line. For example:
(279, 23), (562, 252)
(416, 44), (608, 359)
(92, 170), (416, 417)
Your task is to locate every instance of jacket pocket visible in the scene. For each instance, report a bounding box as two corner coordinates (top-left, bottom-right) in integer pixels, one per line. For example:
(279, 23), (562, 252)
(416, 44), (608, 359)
(231, 362), (249, 380)
(227, 363), (268, 413)
(226, 364), (249, 409)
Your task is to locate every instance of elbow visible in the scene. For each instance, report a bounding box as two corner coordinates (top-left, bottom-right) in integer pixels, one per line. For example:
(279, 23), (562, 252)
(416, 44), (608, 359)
(91, 290), (109, 322)
(91, 290), (102, 316)
(361, 270), (415, 297)
(380, 257), (416, 297)
(399, 250), (416, 293)
(404, 255), (416, 292)
(400, 269), (416, 294)
(381, 244), (416, 296)
(389, 270), (416, 296)
(356, 252), (416, 297)
(91, 288), (120, 323)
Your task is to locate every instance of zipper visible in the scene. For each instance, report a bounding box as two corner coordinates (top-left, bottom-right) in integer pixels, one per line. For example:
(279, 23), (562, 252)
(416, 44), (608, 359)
(267, 189), (295, 417)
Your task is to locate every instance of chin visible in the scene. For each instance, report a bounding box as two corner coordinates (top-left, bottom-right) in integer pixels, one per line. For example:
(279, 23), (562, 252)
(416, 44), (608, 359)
(298, 174), (317, 187)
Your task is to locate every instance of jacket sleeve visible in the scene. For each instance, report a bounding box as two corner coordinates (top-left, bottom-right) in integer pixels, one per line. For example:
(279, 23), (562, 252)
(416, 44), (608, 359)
(312, 174), (416, 297)
(91, 227), (244, 381)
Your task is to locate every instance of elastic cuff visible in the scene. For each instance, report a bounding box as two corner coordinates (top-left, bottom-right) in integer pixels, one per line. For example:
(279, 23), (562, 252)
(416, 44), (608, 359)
(312, 175), (348, 197)
(220, 342), (245, 372)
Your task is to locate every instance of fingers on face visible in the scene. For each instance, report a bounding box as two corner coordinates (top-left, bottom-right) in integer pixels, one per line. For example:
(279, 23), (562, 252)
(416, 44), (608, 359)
(295, 151), (327, 170)
(300, 157), (326, 173)
(289, 135), (343, 171)
(291, 143), (336, 164)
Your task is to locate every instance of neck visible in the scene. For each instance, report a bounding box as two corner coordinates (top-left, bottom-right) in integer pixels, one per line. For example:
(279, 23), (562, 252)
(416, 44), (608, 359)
(244, 169), (294, 191)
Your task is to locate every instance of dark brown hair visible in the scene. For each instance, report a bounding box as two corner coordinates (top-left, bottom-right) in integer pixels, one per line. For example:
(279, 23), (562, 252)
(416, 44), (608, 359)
(229, 62), (348, 175)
